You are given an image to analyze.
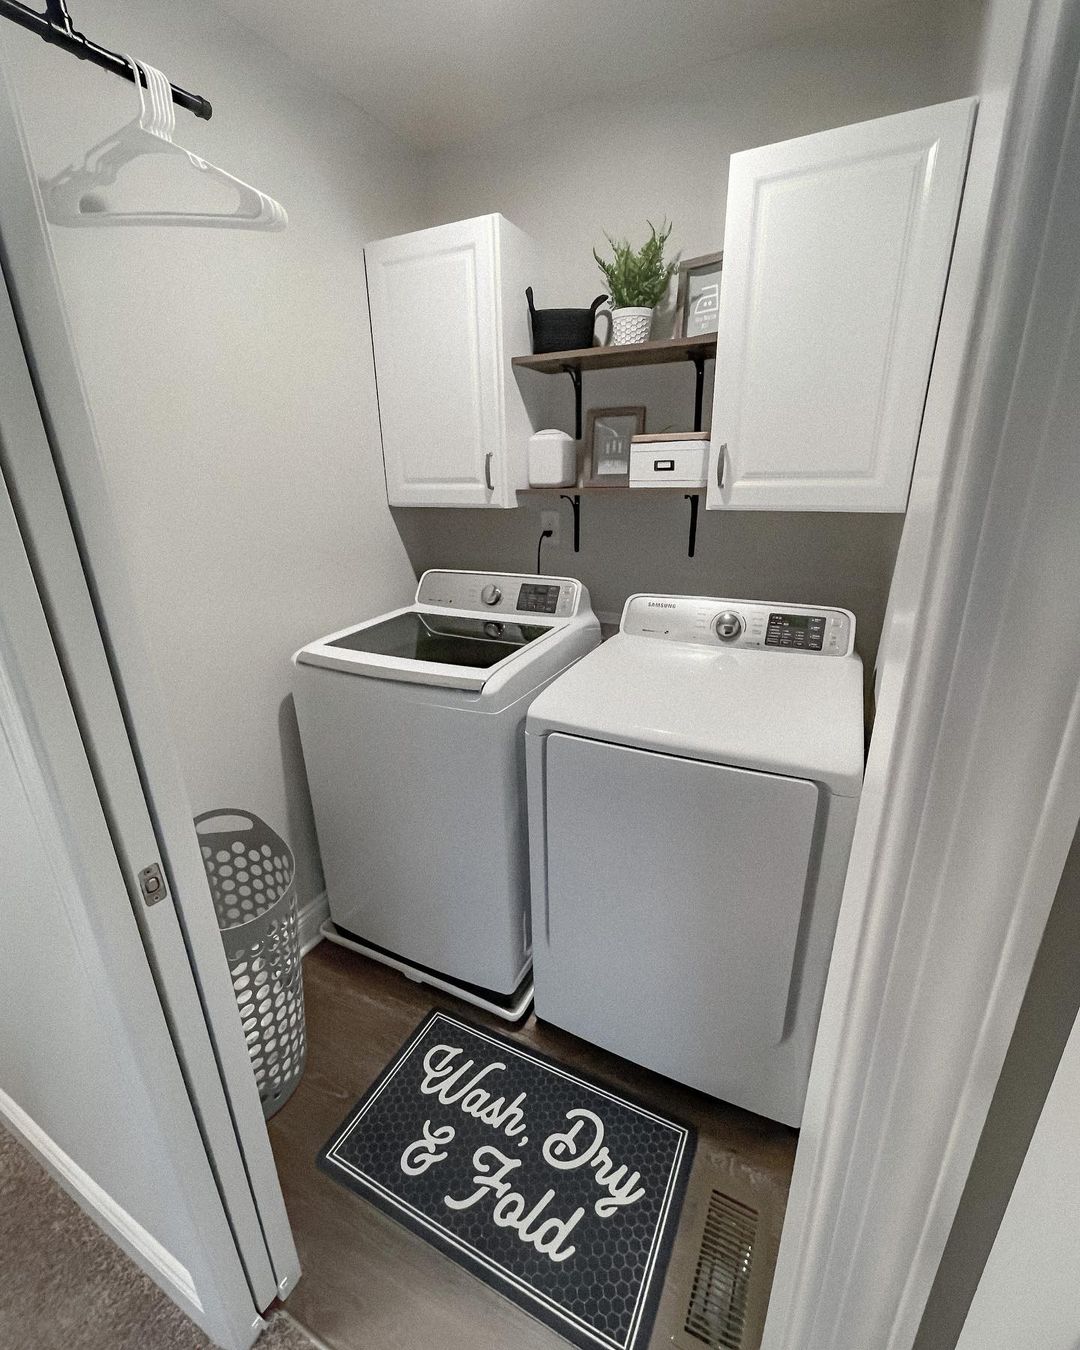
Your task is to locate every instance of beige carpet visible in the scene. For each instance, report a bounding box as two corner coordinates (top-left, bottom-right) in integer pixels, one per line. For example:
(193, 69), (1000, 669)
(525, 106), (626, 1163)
(0, 1123), (313, 1350)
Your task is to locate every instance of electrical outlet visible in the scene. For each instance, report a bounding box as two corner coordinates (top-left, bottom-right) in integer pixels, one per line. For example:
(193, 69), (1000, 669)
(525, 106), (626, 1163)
(540, 509), (561, 549)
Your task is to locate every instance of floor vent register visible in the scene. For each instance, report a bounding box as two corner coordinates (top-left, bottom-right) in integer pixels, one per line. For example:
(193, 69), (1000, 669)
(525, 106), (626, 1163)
(682, 1190), (758, 1348)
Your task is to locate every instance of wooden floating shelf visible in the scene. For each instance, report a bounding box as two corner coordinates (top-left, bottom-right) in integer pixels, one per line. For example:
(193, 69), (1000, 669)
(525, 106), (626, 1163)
(511, 335), (716, 375)
(514, 335), (715, 556)
(519, 485), (695, 495)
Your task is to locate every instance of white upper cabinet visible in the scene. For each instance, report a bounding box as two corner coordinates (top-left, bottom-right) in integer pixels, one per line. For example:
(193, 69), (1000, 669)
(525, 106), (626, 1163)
(365, 214), (537, 507)
(708, 99), (976, 512)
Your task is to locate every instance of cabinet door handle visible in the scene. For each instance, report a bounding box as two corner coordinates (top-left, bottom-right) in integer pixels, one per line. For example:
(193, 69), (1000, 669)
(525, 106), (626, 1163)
(484, 452), (494, 492)
(716, 443), (727, 488)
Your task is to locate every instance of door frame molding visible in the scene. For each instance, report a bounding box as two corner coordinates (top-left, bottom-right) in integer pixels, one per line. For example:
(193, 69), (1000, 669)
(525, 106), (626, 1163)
(764, 0), (1080, 1346)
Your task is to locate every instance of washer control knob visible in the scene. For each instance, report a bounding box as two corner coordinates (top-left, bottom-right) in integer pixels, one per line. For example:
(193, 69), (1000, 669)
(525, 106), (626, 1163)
(480, 584), (502, 606)
(714, 610), (744, 642)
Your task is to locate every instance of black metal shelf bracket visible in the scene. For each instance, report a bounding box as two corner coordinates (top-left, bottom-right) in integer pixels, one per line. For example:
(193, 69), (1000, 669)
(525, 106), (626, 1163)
(0, 0), (213, 119)
(550, 345), (709, 559)
(560, 493), (581, 553)
(690, 351), (708, 433)
(562, 365), (583, 440)
(685, 493), (700, 558)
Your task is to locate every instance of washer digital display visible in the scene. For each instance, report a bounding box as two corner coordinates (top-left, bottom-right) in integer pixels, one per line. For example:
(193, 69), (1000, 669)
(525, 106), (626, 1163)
(517, 583), (561, 615)
(765, 612), (825, 650)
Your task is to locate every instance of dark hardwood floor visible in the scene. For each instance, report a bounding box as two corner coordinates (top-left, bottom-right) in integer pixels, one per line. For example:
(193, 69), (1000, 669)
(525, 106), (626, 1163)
(269, 942), (797, 1350)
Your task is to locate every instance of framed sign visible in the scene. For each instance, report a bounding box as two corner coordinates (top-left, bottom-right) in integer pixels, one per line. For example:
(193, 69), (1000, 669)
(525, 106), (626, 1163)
(675, 251), (723, 338)
(583, 406), (646, 487)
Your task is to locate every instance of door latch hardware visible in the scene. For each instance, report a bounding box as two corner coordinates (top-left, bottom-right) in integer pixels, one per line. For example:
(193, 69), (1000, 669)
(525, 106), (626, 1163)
(138, 862), (168, 906)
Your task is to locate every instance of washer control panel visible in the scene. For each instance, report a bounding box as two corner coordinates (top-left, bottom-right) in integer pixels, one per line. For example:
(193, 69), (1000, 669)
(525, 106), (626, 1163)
(416, 571), (580, 619)
(622, 594), (854, 656)
(516, 582), (563, 615)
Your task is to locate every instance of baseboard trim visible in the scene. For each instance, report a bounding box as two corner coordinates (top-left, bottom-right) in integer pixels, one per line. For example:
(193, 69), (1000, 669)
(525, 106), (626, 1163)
(0, 1085), (203, 1316)
(298, 890), (330, 956)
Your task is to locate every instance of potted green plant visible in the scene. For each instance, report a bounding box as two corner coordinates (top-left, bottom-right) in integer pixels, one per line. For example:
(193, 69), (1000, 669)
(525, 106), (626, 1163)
(593, 221), (678, 345)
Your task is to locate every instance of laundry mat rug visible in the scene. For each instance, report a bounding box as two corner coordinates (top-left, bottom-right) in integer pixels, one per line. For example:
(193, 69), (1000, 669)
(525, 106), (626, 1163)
(319, 1010), (695, 1350)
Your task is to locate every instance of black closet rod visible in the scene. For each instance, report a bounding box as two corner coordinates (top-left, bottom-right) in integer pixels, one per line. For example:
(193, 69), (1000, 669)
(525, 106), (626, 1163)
(0, 0), (213, 119)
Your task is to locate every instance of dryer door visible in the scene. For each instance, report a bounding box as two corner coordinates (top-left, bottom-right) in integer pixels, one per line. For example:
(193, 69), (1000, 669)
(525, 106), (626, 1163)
(537, 734), (818, 1094)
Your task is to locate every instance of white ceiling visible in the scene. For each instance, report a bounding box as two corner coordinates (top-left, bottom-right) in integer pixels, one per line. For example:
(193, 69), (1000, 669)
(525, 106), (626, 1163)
(210, 0), (895, 151)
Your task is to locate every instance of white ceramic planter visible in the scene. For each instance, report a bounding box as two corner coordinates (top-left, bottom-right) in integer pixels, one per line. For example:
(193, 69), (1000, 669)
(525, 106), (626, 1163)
(610, 306), (653, 345)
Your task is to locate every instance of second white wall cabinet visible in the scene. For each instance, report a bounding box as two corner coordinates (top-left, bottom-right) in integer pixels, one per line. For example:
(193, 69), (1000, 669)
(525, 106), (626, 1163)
(366, 213), (538, 508)
(708, 98), (976, 512)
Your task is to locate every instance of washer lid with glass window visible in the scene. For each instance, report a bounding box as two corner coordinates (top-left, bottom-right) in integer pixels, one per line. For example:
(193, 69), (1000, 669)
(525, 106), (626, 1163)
(294, 571), (589, 692)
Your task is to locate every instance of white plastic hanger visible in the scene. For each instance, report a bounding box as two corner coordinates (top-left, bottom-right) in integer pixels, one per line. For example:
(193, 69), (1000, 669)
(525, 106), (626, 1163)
(42, 55), (287, 230)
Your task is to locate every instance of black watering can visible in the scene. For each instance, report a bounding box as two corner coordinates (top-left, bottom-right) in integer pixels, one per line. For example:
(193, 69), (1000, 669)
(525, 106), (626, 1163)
(526, 288), (608, 354)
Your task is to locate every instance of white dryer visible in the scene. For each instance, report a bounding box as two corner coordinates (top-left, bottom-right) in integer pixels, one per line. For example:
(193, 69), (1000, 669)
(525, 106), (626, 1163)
(525, 594), (863, 1124)
(293, 571), (599, 1019)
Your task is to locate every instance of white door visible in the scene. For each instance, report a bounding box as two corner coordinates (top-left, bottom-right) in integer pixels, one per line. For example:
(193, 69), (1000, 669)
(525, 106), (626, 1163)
(708, 98), (975, 512)
(367, 215), (501, 506)
(0, 75), (298, 1344)
(537, 734), (818, 1117)
(0, 449), (271, 1350)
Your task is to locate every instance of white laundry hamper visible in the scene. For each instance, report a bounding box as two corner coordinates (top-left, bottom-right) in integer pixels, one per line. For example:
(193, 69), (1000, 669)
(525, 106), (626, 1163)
(195, 809), (307, 1119)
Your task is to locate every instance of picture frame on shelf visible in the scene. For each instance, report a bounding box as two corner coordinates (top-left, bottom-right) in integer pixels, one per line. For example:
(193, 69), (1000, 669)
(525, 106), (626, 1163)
(675, 251), (723, 338)
(583, 406), (646, 487)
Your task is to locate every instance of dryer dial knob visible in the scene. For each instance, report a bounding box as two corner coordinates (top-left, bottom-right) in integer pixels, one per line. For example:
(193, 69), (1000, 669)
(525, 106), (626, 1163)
(714, 610), (744, 641)
(480, 584), (502, 606)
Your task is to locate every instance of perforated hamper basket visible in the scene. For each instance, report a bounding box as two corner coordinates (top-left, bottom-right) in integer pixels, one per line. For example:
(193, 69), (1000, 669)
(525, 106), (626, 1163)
(195, 809), (306, 1119)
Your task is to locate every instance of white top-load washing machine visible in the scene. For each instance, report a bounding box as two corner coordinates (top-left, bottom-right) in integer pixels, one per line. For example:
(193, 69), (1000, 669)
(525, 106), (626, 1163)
(293, 570), (599, 1019)
(525, 594), (863, 1124)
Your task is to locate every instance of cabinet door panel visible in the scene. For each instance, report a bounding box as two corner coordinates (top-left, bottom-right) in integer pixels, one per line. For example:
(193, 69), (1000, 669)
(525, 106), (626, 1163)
(708, 98), (975, 512)
(366, 217), (498, 506)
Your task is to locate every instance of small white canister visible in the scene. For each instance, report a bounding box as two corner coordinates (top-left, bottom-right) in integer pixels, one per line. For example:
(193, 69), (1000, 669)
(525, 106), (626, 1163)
(528, 429), (578, 488)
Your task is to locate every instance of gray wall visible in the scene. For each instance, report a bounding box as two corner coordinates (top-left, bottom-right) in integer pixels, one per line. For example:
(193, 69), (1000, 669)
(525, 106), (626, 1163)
(400, 0), (986, 694)
(421, 0), (985, 332)
(0, 0), (427, 908)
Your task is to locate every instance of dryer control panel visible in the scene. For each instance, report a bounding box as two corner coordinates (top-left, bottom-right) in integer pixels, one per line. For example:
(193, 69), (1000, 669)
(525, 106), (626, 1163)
(416, 570), (581, 619)
(621, 595), (855, 656)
